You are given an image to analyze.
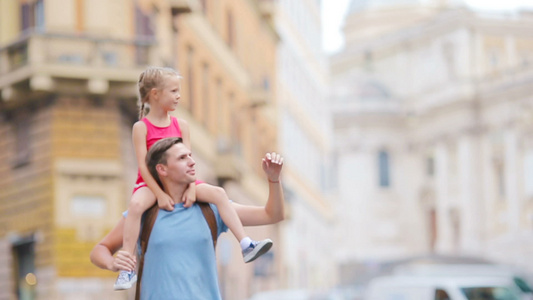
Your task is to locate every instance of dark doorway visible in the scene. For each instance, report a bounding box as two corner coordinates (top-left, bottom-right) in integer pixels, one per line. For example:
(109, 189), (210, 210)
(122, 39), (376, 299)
(12, 237), (36, 300)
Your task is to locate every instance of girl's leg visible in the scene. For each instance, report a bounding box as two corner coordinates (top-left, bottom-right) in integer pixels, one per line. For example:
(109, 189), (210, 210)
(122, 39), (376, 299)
(196, 184), (246, 241)
(196, 183), (273, 263)
(122, 187), (157, 256)
(115, 187), (157, 290)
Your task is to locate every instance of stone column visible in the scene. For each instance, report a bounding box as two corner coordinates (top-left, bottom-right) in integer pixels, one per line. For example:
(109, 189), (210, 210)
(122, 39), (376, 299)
(458, 134), (482, 253)
(0, 237), (13, 300)
(471, 32), (484, 78)
(504, 130), (520, 232)
(504, 36), (517, 68)
(435, 142), (453, 252)
(479, 134), (493, 251)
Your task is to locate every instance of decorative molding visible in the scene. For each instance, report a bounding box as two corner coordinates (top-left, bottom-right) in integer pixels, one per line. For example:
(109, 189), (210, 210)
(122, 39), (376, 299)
(185, 14), (251, 90)
(55, 158), (121, 177)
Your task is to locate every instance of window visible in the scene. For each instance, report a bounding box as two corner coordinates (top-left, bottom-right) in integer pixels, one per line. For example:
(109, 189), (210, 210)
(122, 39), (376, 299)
(253, 251), (274, 277)
(262, 76), (270, 91)
(135, 5), (155, 38)
(320, 162), (327, 192)
(435, 288), (451, 300)
(216, 78), (224, 135)
(187, 46), (195, 114)
(520, 52), (530, 68)
(494, 158), (506, 198)
(449, 208), (460, 251)
(200, 0), (207, 14)
(514, 276), (533, 294)
(21, 2), (32, 30)
(364, 51), (373, 71)
(524, 152), (533, 197)
(71, 195), (106, 216)
(35, 0), (44, 30)
(229, 93), (241, 155)
(461, 287), (520, 299)
(13, 111), (32, 168)
(12, 237), (36, 300)
(429, 209), (437, 252)
(330, 152), (339, 190)
(442, 42), (456, 79)
(488, 49), (500, 72)
(202, 63), (210, 125)
(226, 10), (234, 48)
(21, 0), (44, 32)
(378, 150), (391, 187)
(134, 4), (155, 65)
(426, 156), (435, 177)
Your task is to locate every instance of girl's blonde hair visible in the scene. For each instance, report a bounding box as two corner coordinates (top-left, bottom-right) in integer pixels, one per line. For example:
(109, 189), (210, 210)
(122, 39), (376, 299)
(137, 66), (182, 120)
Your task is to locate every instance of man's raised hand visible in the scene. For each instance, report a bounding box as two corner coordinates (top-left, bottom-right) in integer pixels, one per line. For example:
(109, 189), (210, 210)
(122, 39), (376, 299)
(262, 152), (283, 182)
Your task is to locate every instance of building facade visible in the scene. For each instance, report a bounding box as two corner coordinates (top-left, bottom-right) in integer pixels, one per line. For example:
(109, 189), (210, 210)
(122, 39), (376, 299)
(0, 0), (279, 299)
(331, 0), (533, 283)
(274, 0), (336, 291)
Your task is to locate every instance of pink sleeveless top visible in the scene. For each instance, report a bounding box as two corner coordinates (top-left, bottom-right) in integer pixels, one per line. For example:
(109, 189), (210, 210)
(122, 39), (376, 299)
(134, 116), (182, 189)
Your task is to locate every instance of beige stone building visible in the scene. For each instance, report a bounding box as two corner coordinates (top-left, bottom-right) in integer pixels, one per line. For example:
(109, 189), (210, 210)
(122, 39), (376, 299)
(274, 0), (336, 291)
(0, 0), (279, 299)
(331, 0), (533, 282)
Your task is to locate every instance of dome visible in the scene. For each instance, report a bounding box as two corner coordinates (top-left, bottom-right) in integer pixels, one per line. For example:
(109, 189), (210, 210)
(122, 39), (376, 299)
(332, 71), (393, 102)
(343, 0), (466, 47)
(347, 0), (465, 14)
(348, 0), (428, 13)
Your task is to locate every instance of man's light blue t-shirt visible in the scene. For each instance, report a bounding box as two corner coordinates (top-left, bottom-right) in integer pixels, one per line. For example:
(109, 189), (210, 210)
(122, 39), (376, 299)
(129, 203), (228, 300)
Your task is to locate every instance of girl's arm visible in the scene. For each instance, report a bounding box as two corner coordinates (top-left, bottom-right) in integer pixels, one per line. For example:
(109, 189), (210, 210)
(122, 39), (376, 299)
(178, 118), (197, 207)
(233, 152), (285, 226)
(132, 121), (175, 211)
(89, 218), (136, 272)
(183, 181), (196, 208)
(178, 118), (191, 150)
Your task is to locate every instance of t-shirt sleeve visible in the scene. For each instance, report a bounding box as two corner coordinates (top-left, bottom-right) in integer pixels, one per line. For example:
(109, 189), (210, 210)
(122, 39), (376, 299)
(210, 204), (229, 236)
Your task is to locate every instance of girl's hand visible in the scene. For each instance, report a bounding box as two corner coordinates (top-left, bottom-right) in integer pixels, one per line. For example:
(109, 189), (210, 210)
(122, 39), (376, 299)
(182, 184), (196, 208)
(112, 250), (136, 272)
(262, 152), (284, 182)
(157, 192), (175, 211)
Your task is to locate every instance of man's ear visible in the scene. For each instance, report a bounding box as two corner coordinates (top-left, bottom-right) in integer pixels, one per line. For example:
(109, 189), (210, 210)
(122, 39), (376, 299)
(156, 163), (167, 177)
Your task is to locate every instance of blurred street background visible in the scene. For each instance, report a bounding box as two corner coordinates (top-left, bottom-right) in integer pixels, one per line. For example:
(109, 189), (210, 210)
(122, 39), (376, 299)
(1, 0), (533, 299)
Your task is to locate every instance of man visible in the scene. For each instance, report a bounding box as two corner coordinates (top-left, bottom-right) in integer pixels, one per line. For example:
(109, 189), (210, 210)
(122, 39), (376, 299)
(90, 137), (285, 299)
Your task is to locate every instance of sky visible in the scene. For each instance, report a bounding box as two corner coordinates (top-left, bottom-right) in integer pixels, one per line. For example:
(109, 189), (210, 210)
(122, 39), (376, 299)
(322, 0), (533, 54)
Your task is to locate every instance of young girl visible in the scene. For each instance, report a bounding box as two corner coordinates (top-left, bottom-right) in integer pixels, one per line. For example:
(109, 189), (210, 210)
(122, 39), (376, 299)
(114, 67), (273, 290)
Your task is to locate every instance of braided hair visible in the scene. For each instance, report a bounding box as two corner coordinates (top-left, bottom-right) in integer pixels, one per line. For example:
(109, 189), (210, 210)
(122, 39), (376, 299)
(137, 67), (182, 120)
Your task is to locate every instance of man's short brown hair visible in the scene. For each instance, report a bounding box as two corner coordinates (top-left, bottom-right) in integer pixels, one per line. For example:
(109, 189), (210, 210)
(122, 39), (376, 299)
(145, 137), (183, 189)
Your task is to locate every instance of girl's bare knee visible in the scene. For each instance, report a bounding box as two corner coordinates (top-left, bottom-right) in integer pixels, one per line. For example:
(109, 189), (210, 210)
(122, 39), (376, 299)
(128, 199), (146, 216)
(211, 186), (228, 203)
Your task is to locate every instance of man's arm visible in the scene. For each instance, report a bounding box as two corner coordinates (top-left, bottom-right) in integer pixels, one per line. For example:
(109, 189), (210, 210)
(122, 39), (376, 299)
(233, 152), (285, 226)
(90, 152), (284, 272)
(90, 218), (136, 272)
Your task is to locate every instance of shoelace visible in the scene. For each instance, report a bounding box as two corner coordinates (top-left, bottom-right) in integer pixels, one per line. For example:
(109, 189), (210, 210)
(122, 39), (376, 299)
(118, 271), (131, 282)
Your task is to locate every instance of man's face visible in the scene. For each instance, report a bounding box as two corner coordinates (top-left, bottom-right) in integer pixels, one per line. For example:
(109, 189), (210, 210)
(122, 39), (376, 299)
(158, 143), (196, 185)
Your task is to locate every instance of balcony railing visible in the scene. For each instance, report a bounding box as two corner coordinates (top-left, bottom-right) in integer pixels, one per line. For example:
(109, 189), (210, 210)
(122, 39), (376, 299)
(214, 137), (243, 182)
(169, 0), (201, 14)
(0, 30), (157, 92)
(249, 86), (272, 108)
(257, 0), (276, 19)
(476, 64), (533, 96)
